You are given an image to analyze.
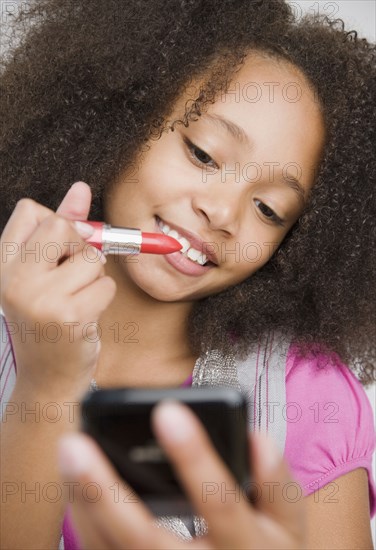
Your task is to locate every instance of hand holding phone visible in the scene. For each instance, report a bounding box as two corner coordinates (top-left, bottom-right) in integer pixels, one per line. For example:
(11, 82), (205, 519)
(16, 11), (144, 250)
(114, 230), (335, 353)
(81, 386), (251, 516)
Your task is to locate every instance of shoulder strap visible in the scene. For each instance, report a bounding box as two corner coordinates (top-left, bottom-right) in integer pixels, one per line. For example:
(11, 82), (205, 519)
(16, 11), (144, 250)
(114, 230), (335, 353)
(0, 314), (17, 422)
(239, 329), (290, 454)
(156, 329), (291, 540)
(192, 329), (289, 453)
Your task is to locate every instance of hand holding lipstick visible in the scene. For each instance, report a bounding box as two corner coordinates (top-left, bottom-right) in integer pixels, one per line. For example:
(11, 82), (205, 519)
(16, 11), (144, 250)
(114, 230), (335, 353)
(0, 182), (116, 400)
(0, 181), (182, 400)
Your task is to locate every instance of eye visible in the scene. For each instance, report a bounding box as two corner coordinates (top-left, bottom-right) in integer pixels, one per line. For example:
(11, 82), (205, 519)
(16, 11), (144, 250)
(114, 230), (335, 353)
(254, 199), (285, 227)
(183, 137), (218, 169)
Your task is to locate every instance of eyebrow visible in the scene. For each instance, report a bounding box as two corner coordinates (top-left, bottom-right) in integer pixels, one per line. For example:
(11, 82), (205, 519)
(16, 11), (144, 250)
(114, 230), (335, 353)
(202, 113), (307, 204)
(204, 113), (251, 146)
(280, 174), (307, 205)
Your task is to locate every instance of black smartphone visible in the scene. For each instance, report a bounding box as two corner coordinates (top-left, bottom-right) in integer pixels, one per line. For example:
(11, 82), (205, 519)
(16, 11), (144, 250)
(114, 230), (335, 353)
(80, 386), (251, 516)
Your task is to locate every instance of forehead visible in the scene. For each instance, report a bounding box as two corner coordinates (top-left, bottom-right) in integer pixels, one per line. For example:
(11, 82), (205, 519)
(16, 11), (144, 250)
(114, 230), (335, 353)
(170, 53), (325, 193)
(174, 51), (321, 118)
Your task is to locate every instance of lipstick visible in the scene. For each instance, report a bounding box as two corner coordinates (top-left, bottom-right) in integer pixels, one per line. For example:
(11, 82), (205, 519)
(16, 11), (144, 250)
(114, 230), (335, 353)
(81, 221), (182, 255)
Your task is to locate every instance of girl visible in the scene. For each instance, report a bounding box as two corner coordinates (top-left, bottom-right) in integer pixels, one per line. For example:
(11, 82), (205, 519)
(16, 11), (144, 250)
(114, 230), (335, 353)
(1, 0), (375, 548)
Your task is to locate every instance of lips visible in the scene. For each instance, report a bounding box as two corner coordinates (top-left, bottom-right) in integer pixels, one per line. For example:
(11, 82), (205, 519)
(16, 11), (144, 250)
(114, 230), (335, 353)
(155, 216), (219, 266)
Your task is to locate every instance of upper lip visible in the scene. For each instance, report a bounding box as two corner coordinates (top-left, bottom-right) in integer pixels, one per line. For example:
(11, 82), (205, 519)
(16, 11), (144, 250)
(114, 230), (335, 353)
(156, 217), (219, 265)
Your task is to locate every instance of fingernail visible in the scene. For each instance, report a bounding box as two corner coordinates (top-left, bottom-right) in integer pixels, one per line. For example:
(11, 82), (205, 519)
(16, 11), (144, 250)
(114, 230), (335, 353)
(90, 247), (107, 264)
(153, 401), (194, 443)
(74, 221), (95, 238)
(86, 246), (107, 264)
(70, 181), (86, 188)
(58, 434), (91, 478)
(254, 433), (281, 473)
(99, 251), (107, 264)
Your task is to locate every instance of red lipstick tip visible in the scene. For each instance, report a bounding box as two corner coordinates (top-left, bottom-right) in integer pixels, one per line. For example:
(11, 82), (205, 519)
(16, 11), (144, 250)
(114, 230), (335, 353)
(141, 232), (182, 254)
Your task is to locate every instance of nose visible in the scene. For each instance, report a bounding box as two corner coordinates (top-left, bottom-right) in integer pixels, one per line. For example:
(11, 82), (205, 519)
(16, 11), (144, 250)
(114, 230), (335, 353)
(192, 184), (242, 235)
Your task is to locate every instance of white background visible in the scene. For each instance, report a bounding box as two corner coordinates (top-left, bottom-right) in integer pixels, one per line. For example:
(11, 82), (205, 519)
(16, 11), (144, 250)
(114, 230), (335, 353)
(1, 0), (376, 545)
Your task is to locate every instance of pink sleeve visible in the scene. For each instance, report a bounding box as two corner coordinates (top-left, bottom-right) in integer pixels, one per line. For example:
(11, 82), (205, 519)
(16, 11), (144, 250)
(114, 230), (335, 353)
(284, 343), (376, 518)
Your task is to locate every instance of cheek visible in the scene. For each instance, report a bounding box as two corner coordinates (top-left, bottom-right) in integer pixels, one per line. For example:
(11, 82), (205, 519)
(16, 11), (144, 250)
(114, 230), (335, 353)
(224, 240), (279, 282)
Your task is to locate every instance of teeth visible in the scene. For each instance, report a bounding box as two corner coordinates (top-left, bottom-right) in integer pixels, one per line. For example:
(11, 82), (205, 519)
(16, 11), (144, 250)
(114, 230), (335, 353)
(159, 220), (209, 266)
(187, 248), (201, 262)
(188, 249), (208, 266)
(177, 237), (190, 253)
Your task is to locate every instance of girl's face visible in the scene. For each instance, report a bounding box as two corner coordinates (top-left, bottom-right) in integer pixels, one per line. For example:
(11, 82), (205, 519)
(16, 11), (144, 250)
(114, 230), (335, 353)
(104, 53), (325, 302)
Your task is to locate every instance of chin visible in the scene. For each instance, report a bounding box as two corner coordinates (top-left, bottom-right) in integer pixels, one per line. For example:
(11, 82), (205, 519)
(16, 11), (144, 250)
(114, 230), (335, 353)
(139, 280), (195, 302)
(123, 255), (225, 302)
(129, 270), (212, 302)
(123, 263), (188, 301)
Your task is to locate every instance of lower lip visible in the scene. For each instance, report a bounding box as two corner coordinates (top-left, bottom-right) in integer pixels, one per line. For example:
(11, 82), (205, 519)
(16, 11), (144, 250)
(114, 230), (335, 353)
(164, 250), (214, 276)
(155, 217), (215, 277)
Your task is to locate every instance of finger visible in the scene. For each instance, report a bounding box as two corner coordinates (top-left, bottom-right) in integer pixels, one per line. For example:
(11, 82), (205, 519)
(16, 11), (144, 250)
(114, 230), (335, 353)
(151, 401), (253, 545)
(1, 198), (54, 257)
(70, 503), (210, 550)
(69, 274), (117, 320)
(53, 246), (106, 295)
(250, 432), (305, 537)
(58, 433), (190, 550)
(56, 181), (92, 220)
(13, 214), (95, 274)
(66, 503), (113, 550)
(1, 182), (91, 266)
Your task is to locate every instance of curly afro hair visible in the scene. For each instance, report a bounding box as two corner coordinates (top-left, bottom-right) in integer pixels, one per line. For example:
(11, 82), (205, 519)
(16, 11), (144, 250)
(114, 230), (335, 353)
(1, 0), (375, 385)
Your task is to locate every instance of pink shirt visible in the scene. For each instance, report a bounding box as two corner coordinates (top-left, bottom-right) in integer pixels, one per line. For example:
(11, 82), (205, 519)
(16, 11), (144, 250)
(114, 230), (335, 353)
(0, 315), (375, 549)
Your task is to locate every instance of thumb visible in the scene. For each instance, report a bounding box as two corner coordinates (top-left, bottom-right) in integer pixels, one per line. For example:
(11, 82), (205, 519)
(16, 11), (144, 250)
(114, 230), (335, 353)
(250, 432), (306, 535)
(56, 181), (92, 220)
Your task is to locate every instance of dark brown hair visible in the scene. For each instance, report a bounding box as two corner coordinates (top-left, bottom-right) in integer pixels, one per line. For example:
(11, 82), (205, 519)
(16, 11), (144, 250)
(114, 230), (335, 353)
(1, 0), (375, 384)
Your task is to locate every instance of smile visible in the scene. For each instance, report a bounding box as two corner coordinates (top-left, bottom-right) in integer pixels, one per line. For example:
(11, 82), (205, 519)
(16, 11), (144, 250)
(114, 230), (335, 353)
(155, 216), (218, 267)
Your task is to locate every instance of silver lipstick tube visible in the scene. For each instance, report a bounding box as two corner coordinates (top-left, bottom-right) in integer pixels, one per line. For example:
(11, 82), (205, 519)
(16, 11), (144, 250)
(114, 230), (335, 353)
(101, 224), (142, 255)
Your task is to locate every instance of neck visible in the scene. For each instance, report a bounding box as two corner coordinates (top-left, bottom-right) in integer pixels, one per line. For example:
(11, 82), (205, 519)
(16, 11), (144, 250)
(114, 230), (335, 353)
(95, 257), (198, 387)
